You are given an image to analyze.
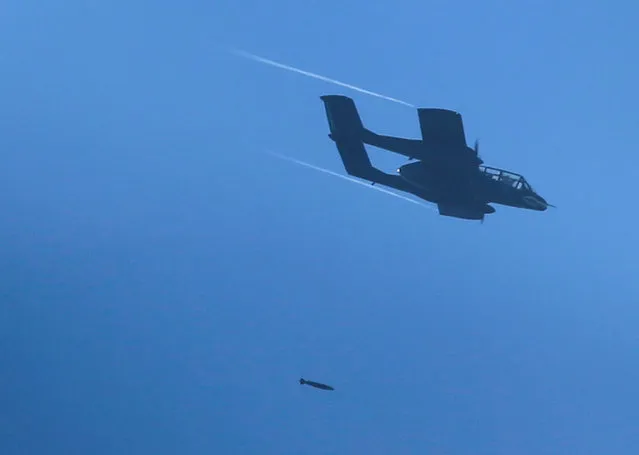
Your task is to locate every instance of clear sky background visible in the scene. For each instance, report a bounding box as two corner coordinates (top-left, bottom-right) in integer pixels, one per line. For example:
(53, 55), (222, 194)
(2, 1), (639, 454)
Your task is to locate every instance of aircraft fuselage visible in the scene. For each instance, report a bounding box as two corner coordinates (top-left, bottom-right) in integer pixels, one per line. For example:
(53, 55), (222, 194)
(397, 161), (549, 212)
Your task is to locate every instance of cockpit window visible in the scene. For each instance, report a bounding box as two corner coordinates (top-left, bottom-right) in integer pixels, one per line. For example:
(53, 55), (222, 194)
(479, 166), (533, 192)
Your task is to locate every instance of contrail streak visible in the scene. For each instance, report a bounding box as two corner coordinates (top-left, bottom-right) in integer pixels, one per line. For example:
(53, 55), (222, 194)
(266, 151), (431, 209)
(231, 48), (415, 108)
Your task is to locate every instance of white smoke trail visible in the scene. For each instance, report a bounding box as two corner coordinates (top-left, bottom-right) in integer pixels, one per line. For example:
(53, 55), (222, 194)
(266, 151), (432, 209)
(231, 48), (415, 108)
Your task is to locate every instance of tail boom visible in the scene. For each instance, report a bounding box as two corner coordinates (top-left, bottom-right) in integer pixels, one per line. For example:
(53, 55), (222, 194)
(320, 94), (423, 159)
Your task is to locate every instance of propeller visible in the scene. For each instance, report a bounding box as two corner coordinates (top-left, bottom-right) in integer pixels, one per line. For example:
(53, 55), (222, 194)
(473, 138), (482, 161)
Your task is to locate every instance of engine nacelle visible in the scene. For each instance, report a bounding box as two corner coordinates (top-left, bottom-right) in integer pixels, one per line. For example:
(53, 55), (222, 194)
(397, 162), (430, 189)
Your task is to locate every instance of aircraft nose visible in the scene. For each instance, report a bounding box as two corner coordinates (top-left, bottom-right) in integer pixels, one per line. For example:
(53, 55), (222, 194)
(537, 195), (549, 210)
(523, 194), (548, 211)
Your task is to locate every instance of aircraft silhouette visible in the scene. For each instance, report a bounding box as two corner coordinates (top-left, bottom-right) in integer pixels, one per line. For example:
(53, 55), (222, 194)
(320, 95), (552, 221)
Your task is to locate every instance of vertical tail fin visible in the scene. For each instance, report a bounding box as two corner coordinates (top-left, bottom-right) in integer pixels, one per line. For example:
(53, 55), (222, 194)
(318, 95), (413, 195)
(319, 95), (376, 178)
(321, 94), (427, 163)
(320, 95), (365, 140)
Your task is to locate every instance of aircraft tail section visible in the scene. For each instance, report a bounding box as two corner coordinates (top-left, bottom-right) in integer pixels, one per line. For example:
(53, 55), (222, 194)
(320, 95), (365, 140)
(321, 95), (423, 160)
(319, 95), (415, 193)
(332, 140), (377, 180)
(320, 95), (376, 178)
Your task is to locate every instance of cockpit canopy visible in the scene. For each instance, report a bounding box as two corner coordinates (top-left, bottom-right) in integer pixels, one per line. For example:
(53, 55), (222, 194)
(479, 166), (534, 192)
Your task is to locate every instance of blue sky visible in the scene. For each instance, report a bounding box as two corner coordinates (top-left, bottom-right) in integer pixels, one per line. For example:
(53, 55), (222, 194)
(2, 0), (639, 453)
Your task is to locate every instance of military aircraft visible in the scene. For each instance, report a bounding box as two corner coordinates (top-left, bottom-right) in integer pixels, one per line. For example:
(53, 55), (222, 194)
(319, 95), (552, 221)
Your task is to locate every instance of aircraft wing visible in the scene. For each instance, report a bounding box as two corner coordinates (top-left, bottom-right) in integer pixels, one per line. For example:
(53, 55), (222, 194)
(436, 202), (485, 220)
(417, 108), (468, 150)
